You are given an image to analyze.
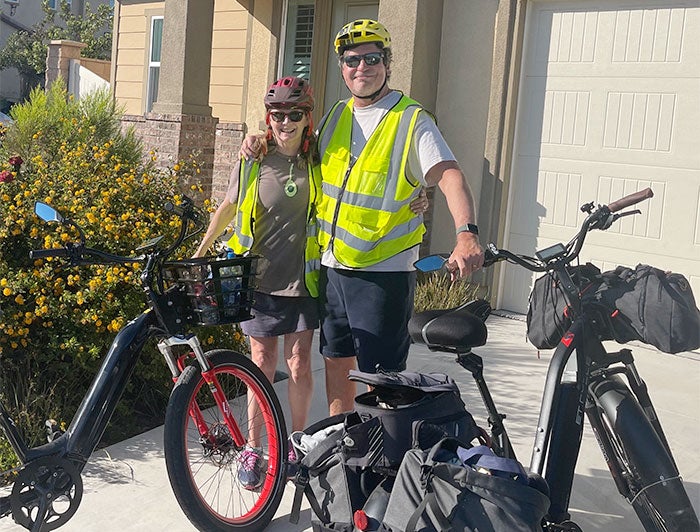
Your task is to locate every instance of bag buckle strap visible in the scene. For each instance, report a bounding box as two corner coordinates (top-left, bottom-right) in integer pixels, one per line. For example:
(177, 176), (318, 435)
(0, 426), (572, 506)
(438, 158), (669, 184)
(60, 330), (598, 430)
(289, 468), (309, 524)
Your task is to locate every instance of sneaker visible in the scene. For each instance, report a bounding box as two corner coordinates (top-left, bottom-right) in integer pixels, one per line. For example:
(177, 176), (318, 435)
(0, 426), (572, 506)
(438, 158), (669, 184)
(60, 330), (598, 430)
(238, 447), (263, 490)
(286, 444), (299, 480)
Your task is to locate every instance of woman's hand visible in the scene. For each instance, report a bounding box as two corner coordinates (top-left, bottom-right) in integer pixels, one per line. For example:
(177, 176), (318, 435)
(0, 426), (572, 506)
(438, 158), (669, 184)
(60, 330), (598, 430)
(239, 133), (267, 161)
(409, 188), (429, 215)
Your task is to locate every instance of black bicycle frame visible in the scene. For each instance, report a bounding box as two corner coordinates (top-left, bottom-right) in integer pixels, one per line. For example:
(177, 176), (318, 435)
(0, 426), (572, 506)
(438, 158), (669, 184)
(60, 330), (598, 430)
(0, 309), (158, 468)
(528, 261), (612, 522)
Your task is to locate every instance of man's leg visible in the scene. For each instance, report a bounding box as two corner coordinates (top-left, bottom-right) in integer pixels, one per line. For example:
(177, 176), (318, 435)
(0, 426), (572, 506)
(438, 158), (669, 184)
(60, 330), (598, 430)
(324, 356), (357, 416)
(319, 267), (358, 415)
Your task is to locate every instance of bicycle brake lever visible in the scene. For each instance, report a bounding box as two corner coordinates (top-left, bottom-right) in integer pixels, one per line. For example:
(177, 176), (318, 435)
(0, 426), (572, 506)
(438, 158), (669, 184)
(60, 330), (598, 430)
(615, 209), (641, 219)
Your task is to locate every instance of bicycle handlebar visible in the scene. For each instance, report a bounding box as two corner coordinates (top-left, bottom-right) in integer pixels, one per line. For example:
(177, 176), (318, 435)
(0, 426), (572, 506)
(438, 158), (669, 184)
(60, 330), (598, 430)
(30, 196), (203, 267)
(607, 187), (653, 213)
(29, 248), (70, 260)
(483, 188), (654, 273)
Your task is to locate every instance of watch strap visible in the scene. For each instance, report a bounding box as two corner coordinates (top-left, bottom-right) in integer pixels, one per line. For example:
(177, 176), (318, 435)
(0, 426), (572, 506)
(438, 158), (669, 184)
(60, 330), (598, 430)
(456, 223), (479, 236)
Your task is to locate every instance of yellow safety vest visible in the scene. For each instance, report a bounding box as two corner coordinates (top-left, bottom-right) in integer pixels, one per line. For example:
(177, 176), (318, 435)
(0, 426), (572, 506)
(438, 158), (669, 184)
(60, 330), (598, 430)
(227, 158), (322, 297)
(317, 95), (425, 268)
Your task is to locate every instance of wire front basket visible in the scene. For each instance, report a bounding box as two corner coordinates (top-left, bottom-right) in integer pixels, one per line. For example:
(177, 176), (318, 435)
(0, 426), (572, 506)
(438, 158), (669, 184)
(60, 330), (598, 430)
(163, 255), (258, 326)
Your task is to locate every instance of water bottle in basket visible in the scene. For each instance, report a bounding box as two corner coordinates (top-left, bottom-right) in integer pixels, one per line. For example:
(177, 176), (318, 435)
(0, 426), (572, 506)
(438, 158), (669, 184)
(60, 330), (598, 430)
(219, 250), (243, 313)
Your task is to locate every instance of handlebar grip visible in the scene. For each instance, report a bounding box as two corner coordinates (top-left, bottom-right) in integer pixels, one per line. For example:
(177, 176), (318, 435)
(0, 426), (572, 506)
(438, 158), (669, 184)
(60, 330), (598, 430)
(30, 248), (70, 259)
(607, 187), (653, 213)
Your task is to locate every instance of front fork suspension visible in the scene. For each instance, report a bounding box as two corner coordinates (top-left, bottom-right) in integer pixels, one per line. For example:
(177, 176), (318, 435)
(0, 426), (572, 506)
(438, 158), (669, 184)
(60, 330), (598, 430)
(158, 336), (245, 447)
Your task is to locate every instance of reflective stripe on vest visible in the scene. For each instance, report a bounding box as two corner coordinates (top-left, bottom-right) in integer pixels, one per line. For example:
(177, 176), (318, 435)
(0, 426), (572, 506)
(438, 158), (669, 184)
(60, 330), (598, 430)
(227, 159), (321, 297)
(317, 95), (425, 268)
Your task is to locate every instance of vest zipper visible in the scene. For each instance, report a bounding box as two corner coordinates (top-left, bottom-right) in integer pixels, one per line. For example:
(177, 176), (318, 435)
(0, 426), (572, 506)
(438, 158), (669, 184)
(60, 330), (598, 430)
(328, 156), (356, 252)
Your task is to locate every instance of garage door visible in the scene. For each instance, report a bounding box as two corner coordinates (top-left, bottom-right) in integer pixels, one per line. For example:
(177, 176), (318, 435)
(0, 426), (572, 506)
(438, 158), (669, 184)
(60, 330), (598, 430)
(499, 0), (700, 314)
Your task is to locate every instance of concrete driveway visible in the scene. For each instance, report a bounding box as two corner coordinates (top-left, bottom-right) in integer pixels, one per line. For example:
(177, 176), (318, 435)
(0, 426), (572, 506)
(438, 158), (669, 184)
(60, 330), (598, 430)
(1, 315), (698, 531)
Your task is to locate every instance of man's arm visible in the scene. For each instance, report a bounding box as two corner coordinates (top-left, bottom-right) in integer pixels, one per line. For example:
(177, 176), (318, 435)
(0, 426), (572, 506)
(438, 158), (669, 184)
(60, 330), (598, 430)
(426, 160), (484, 279)
(239, 133), (267, 160)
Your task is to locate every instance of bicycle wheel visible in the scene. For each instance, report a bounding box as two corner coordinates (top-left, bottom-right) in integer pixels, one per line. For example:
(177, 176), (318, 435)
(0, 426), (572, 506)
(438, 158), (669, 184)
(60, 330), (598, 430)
(164, 349), (287, 531)
(591, 376), (699, 531)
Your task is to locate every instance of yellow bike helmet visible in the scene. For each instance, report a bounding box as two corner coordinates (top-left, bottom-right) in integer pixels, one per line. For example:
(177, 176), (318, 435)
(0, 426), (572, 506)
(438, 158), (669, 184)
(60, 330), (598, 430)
(334, 19), (391, 55)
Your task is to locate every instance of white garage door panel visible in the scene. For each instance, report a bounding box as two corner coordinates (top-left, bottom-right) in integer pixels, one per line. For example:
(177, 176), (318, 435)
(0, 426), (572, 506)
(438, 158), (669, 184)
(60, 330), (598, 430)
(501, 0), (700, 315)
(518, 77), (700, 169)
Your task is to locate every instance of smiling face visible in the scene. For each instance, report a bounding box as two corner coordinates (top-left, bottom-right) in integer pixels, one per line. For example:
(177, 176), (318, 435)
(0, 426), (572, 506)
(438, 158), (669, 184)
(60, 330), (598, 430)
(268, 108), (310, 155)
(340, 43), (390, 106)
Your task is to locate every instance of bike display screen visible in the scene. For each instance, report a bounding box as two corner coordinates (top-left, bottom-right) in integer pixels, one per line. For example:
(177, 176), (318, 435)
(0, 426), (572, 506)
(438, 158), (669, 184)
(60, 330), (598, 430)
(535, 243), (567, 262)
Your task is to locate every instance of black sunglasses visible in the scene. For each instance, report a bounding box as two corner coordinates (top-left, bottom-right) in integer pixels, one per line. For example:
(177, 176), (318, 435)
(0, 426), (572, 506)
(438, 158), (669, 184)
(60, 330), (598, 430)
(341, 51), (385, 68)
(269, 110), (306, 123)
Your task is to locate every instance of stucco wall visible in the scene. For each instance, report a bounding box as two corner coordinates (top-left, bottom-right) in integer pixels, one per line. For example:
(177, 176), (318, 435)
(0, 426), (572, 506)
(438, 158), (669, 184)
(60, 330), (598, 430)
(113, 1), (163, 115)
(209, 1), (249, 122)
(431, 0), (499, 254)
(113, 0), (249, 120)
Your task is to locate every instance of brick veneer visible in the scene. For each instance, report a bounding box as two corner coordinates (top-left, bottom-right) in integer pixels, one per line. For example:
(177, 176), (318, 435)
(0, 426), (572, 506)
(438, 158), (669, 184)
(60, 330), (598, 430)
(121, 114), (245, 207)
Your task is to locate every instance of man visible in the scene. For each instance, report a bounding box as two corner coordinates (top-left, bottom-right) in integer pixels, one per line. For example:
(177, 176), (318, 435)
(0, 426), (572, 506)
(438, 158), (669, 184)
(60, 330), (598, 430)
(241, 19), (483, 416)
(317, 19), (483, 415)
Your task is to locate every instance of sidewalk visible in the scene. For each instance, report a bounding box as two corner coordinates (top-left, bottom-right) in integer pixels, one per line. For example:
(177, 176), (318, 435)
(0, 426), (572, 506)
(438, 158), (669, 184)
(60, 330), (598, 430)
(1, 315), (698, 531)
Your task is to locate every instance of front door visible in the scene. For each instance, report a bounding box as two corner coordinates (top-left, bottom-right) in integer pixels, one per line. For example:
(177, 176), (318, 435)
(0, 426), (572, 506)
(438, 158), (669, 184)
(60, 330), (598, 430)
(323, 1), (379, 113)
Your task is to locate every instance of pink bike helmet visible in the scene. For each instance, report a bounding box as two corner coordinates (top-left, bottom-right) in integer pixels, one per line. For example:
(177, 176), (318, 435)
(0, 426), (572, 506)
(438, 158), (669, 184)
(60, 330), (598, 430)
(264, 76), (315, 110)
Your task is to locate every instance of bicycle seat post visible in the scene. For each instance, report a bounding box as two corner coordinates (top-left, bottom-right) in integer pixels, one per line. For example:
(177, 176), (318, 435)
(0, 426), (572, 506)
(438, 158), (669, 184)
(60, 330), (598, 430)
(457, 352), (515, 459)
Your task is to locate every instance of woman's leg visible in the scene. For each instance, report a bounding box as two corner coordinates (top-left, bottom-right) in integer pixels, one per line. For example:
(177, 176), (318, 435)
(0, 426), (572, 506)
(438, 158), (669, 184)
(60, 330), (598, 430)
(283, 330), (314, 432)
(247, 335), (279, 446)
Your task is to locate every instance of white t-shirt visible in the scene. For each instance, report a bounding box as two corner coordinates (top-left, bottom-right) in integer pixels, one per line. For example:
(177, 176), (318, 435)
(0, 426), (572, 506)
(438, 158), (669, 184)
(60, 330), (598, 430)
(321, 90), (456, 271)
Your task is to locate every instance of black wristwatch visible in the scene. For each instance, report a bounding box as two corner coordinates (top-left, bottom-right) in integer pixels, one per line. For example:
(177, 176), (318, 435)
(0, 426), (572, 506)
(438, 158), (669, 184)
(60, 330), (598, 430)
(455, 223), (479, 236)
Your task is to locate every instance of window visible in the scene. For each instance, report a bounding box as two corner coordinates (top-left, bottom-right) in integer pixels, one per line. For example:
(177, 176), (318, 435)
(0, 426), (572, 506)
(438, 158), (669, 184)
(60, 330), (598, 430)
(47, 0), (71, 9)
(281, 1), (315, 80)
(146, 16), (163, 113)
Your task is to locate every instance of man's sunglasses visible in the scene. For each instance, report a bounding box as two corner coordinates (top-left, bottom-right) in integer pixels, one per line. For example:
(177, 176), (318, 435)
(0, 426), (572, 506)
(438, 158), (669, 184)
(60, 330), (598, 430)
(340, 51), (385, 68)
(269, 110), (306, 123)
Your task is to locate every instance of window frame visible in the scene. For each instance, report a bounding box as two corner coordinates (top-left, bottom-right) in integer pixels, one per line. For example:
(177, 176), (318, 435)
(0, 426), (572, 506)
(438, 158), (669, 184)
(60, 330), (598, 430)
(145, 15), (164, 113)
(280, 0), (315, 80)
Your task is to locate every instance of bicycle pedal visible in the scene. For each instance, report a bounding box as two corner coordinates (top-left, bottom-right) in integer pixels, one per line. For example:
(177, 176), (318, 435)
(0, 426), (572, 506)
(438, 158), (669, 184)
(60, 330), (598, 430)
(45, 419), (64, 443)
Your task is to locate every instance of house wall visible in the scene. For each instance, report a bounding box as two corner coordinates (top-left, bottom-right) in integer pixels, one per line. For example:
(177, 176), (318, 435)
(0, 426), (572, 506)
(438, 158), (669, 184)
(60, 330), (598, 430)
(113, 0), (250, 120)
(209, 0), (249, 122)
(112, 1), (163, 115)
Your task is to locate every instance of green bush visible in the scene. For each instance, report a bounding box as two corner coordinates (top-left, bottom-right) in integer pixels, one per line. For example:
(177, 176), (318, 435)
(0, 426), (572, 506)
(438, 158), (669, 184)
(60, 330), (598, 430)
(414, 270), (488, 313)
(0, 82), (247, 475)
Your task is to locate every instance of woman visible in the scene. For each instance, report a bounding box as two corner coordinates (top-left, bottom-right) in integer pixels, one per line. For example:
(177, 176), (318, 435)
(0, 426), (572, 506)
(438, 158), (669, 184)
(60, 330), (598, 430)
(194, 76), (321, 489)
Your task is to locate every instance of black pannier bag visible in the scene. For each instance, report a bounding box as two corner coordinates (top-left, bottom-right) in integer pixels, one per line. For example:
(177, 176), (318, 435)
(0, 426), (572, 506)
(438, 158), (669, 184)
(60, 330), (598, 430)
(349, 370), (483, 470)
(527, 262), (700, 354)
(289, 413), (378, 532)
(377, 438), (550, 532)
(596, 264), (700, 354)
(289, 371), (484, 531)
(526, 263), (603, 349)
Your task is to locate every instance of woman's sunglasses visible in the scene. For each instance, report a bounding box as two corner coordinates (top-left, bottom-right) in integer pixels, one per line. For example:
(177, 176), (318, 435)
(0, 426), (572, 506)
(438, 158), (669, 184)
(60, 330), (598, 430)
(340, 51), (385, 68)
(269, 110), (306, 123)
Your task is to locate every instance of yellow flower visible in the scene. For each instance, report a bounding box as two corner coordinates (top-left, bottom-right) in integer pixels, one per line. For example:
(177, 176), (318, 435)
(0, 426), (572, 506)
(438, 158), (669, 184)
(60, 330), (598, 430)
(3, 287), (12, 297)
(15, 295), (25, 305)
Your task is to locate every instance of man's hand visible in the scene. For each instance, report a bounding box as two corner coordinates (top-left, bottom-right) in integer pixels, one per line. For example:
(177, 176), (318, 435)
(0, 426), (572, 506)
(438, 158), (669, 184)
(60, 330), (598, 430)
(446, 232), (484, 281)
(239, 133), (267, 160)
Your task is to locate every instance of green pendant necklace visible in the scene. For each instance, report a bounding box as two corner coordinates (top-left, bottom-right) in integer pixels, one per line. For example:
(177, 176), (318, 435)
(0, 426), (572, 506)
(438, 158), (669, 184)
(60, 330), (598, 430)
(284, 162), (298, 197)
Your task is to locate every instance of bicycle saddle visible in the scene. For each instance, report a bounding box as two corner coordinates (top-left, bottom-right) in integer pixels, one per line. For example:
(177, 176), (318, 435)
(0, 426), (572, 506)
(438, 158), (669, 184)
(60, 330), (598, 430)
(409, 299), (490, 353)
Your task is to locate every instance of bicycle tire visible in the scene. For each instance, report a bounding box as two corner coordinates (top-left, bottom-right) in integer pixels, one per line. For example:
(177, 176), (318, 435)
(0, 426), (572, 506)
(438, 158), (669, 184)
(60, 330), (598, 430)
(591, 375), (699, 532)
(164, 349), (287, 531)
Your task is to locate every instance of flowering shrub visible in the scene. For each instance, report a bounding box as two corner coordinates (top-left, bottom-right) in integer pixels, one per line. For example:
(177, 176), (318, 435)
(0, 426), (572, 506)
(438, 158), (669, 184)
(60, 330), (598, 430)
(0, 83), (247, 472)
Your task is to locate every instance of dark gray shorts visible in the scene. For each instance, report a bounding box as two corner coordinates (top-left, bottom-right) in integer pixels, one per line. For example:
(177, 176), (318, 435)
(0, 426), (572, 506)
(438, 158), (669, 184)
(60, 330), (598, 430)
(240, 291), (320, 338)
